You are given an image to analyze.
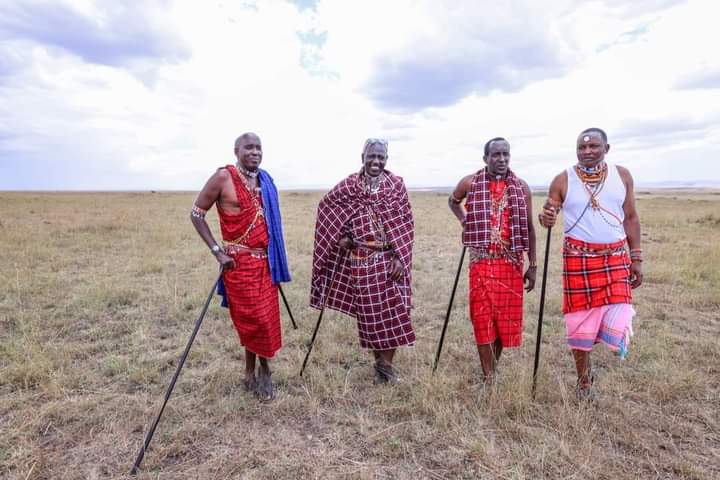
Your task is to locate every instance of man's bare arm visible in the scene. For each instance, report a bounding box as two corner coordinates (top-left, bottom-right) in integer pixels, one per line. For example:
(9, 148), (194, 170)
(448, 174), (473, 224)
(190, 169), (235, 269)
(539, 171), (567, 228)
(618, 166), (642, 288)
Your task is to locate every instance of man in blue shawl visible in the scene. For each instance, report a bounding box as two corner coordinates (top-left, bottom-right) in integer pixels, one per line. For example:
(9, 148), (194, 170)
(191, 132), (291, 401)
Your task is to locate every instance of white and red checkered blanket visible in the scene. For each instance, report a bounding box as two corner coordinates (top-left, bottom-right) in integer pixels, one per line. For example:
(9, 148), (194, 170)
(463, 167), (529, 253)
(310, 171), (414, 324)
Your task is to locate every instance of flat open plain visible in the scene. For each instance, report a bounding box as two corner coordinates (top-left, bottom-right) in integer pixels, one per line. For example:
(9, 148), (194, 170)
(1, 190), (718, 479)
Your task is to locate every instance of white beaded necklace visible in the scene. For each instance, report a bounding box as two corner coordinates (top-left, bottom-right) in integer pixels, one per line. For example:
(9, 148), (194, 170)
(236, 162), (258, 178)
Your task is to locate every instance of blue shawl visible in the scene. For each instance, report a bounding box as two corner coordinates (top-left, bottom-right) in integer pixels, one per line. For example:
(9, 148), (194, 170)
(217, 168), (291, 307)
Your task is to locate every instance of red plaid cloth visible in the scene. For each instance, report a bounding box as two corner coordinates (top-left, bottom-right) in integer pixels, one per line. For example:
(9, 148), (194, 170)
(218, 166), (281, 358)
(562, 236), (632, 314)
(469, 259), (524, 347)
(463, 168), (529, 253)
(310, 171), (415, 348)
(351, 250), (415, 349)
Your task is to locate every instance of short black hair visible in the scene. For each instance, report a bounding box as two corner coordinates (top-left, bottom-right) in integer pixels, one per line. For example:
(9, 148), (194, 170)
(579, 128), (608, 143)
(484, 137), (507, 156)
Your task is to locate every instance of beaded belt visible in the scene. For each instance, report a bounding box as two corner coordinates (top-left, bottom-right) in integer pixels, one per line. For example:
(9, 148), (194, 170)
(469, 247), (518, 264)
(353, 240), (392, 251)
(563, 238), (626, 256)
(223, 242), (268, 259)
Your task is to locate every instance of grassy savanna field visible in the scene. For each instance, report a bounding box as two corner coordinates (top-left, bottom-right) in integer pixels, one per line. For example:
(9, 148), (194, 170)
(1, 189), (719, 479)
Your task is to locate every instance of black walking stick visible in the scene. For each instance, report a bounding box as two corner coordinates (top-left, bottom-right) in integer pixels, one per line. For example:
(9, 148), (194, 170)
(299, 254), (343, 377)
(532, 227), (552, 399)
(130, 269), (223, 475)
(278, 284), (298, 329)
(433, 246), (467, 374)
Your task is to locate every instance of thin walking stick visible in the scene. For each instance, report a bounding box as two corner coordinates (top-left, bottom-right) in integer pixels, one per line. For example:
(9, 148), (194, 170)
(299, 253), (343, 377)
(433, 246), (467, 374)
(130, 269), (223, 475)
(278, 284), (297, 329)
(532, 227), (552, 399)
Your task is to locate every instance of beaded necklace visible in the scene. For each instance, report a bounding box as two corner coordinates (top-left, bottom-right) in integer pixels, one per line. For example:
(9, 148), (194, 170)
(363, 172), (385, 194)
(575, 161), (607, 210)
(573, 161), (623, 230)
(236, 162), (259, 179)
(227, 166), (264, 246)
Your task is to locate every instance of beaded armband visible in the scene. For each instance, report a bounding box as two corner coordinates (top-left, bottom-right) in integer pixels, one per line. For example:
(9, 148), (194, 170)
(449, 193), (463, 204)
(191, 204), (208, 219)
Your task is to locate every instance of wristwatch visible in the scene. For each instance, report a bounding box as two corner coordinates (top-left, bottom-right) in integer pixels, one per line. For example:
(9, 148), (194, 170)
(211, 244), (222, 256)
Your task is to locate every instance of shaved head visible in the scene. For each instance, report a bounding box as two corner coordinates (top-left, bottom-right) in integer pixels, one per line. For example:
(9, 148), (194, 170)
(579, 127), (607, 144)
(234, 132), (261, 150)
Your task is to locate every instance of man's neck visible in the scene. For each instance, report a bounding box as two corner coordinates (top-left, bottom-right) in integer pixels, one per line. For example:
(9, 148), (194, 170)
(576, 160), (605, 174)
(237, 162), (258, 178)
(487, 170), (507, 181)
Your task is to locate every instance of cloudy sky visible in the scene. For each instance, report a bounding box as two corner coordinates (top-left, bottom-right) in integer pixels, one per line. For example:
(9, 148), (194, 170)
(1, 0), (719, 190)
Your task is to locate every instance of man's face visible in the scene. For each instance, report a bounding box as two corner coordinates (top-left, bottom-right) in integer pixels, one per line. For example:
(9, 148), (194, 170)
(362, 143), (387, 178)
(576, 132), (609, 169)
(235, 135), (262, 171)
(484, 140), (510, 177)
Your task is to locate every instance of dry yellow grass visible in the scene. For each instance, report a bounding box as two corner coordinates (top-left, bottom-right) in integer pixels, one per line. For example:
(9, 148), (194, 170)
(1, 189), (719, 479)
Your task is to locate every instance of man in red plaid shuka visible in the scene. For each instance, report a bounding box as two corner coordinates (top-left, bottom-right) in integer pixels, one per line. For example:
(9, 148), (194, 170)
(191, 133), (290, 402)
(540, 128), (643, 401)
(310, 138), (415, 385)
(449, 138), (537, 381)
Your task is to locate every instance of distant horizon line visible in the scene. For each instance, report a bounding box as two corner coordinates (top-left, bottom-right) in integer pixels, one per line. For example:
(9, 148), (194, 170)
(2, 181), (719, 194)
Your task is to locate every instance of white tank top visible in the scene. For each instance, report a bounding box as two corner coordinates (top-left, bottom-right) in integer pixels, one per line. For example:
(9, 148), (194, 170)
(563, 163), (626, 243)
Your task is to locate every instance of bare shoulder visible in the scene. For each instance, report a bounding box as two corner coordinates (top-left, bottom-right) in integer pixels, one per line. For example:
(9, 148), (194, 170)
(460, 173), (475, 187)
(553, 170), (568, 183)
(615, 165), (634, 183)
(453, 173), (474, 195)
(215, 166), (230, 180)
(549, 170), (568, 189)
(546, 170), (568, 204)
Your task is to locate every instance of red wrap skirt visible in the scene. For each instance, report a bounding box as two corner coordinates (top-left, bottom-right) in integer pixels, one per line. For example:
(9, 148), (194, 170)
(223, 251), (281, 358)
(469, 258), (524, 347)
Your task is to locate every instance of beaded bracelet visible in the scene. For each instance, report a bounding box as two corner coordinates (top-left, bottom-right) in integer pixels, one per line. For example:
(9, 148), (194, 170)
(191, 204), (208, 219)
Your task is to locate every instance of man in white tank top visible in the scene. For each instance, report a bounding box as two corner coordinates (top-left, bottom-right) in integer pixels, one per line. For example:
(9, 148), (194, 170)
(539, 128), (643, 401)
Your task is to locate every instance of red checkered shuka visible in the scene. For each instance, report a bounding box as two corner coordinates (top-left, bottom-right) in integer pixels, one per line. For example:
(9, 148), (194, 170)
(217, 165), (281, 358)
(463, 168), (529, 252)
(469, 258), (524, 347)
(562, 236), (632, 314)
(351, 250), (415, 349)
(310, 171), (415, 348)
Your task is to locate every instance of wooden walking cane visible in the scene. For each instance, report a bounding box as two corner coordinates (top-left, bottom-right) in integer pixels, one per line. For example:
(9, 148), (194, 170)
(299, 253), (343, 377)
(130, 269), (223, 475)
(433, 246), (467, 374)
(278, 284), (298, 329)
(532, 227), (552, 399)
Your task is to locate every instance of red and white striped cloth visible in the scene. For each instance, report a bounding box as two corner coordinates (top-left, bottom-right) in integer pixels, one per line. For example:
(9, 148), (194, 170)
(310, 171), (415, 349)
(463, 168), (529, 253)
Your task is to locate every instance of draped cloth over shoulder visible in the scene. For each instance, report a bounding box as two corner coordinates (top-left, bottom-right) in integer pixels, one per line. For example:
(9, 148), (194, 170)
(215, 165), (285, 358)
(463, 167), (529, 254)
(217, 167), (291, 306)
(310, 170), (415, 349)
